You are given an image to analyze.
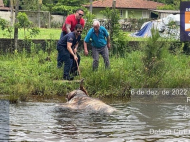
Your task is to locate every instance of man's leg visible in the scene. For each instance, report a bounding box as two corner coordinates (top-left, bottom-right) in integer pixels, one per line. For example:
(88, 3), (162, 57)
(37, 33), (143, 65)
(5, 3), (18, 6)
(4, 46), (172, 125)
(63, 57), (73, 80)
(57, 48), (64, 68)
(92, 46), (99, 71)
(61, 48), (73, 80)
(100, 46), (110, 69)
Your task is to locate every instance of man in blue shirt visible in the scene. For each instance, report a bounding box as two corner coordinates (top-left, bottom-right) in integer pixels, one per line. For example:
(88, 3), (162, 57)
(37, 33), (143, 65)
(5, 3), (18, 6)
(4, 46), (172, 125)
(57, 24), (83, 80)
(84, 20), (111, 70)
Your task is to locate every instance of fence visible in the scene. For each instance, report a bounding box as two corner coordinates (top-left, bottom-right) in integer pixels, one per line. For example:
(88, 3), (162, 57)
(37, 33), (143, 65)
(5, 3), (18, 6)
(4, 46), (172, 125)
(0, 38), (140, 53)
(0, 10), (65, 28)
(95, 18), (152, 32)
(0, 10), (154, 31)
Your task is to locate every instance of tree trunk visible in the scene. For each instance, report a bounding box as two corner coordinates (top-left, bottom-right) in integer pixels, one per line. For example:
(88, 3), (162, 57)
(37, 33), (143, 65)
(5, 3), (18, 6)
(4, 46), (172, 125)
(14, 0), (19, 51)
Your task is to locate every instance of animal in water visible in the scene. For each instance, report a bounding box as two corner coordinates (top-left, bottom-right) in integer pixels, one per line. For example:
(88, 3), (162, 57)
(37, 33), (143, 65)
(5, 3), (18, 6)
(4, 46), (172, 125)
(61, 79), (116, 114)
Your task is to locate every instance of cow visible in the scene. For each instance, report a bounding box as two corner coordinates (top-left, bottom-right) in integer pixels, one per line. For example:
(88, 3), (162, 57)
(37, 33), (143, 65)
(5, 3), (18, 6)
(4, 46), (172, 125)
(60, 79), (116, 114)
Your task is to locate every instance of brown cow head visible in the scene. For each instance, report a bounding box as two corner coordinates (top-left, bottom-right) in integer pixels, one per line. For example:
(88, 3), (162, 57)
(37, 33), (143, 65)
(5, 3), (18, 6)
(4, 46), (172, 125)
(66, 79), (88, 101)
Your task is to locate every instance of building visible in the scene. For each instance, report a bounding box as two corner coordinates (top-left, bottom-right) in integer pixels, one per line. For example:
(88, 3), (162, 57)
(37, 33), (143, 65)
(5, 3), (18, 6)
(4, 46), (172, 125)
(84, 0), (164, 19)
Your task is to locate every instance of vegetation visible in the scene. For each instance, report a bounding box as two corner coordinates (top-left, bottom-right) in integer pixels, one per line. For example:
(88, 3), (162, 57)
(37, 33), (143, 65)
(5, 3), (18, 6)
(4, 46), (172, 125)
(0, 27), (60, 39)
(16, 12), (40, 39)
(0, 1), (189, 103)
(3, 0), (91, 15)
(3, 0), (184, 16)
(141, 29), (169, 88)
(0, 27), (190, 103)
(3, 0), (186, 13)
(0, 17), (13, 39)
(0, 37), (190, 103)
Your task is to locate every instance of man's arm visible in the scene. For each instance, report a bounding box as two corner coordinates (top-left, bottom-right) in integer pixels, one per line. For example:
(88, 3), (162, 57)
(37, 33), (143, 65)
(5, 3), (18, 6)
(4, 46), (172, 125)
(66, 24), (71, 33)
(74, 43), (79, 53)
(83, 29), (92, 55)
(107, 36), (111, 49)
(83, 41), (88, 56)
(67, 42), (78, 61)
(103, 27), (111, 49)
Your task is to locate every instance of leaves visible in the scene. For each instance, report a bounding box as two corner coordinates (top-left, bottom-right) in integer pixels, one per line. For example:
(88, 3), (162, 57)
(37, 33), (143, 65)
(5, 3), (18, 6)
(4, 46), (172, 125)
(0, 18), (9, 30)
(16, 12), (32, 29)
(16, 12), (40, 39)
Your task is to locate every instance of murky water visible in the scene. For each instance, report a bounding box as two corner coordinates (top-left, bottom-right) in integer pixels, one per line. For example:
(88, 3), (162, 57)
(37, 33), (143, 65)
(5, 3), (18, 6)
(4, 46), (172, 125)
(1, 97), (190, 142)
(0, 100), (9, 141)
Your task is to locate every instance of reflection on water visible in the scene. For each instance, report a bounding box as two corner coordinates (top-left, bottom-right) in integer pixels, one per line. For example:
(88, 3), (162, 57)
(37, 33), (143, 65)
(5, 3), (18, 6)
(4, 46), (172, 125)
(0, 100), (9, 141)
(8, 98), (190, 142)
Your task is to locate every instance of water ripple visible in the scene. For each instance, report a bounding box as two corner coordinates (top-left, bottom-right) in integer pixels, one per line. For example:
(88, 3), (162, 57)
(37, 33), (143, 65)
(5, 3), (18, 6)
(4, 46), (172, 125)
(8, 101), (190, 141)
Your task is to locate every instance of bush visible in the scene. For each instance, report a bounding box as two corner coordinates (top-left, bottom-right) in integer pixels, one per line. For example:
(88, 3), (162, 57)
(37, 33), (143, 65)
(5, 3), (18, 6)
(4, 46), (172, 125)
(141, 29), (169, 87)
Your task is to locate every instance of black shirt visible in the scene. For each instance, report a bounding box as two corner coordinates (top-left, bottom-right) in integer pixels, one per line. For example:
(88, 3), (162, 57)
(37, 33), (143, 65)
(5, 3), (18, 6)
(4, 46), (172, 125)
(57, 32), (81, 50)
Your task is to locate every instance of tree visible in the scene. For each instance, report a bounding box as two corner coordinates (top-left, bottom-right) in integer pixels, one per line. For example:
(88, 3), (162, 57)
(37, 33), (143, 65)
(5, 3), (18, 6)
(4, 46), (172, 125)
(3, 0), (10, 7)
(16, 12), (32, 38)
(0, 18), (13, 38)
(154, 0), (190, 10)
(16, 12), (40, 39)
(11, 0), (97, 15)
(20, 0), (39, 10)
(157, 0), (182, 10)
(43, 0), (90, 15)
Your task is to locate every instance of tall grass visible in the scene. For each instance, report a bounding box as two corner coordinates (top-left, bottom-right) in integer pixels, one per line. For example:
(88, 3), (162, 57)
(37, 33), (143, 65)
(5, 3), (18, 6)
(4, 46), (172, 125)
(0, 40), (190, 103)
(0, 47), (78, 103)
(161, 53), (190, 88)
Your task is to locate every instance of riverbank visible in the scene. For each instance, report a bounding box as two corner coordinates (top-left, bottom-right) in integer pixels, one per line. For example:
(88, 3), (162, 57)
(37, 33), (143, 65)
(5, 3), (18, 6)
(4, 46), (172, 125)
(0, 45), (190, 103)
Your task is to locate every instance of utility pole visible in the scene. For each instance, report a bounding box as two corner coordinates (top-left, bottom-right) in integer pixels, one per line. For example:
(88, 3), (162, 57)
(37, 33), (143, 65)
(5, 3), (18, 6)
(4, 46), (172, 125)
(90, 0), (92, 13)
(110, 0), (116, 42)
(10, 0), (14, 26)
(112, 0), (116, 9)
(38, 0), (42, 28)
(14, 0), (19, 51)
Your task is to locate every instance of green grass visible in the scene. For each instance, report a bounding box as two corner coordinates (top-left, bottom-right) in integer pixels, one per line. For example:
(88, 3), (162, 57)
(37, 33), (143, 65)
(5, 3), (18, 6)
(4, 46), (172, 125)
(0, 45), (190, 103)
(0, 28), (180, 42)
(0, 27), (187, 103)
(0, 28), (61, 40)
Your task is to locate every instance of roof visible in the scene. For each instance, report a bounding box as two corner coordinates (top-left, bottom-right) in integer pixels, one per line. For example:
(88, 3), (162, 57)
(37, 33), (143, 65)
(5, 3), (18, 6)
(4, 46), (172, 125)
(0, 7), (10, 11)
(152, 10), (180, 14)
(0, 0), (10, 11)
(84, 0), (164, 10)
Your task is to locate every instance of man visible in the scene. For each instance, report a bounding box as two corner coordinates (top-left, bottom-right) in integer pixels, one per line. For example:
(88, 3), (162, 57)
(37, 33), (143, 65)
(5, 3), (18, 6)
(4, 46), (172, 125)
(57, 24), (83, 80)
(60, 9), (85, 39)
(84, 20), (111, 70)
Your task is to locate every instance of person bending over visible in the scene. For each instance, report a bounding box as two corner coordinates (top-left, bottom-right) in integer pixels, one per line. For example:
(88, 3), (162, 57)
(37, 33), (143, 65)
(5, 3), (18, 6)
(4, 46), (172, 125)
(84, 20), (111, 71)
(57, 24), (83, 80)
